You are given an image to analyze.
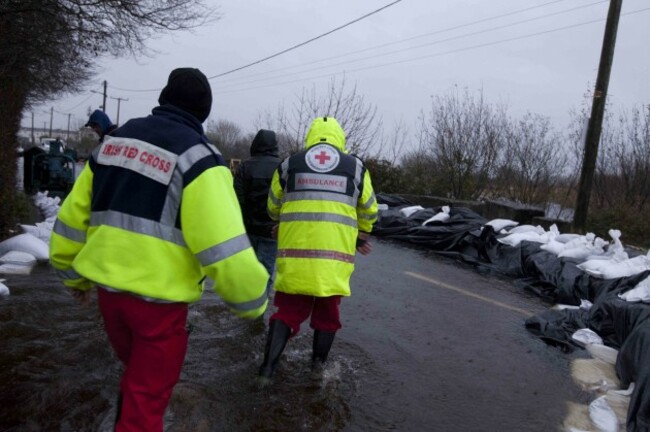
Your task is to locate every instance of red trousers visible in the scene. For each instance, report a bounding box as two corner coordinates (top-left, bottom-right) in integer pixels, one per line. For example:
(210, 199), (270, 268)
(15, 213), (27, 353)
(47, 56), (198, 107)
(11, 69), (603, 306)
(271, 291), (342, 335)
(97, 288), (188, 432)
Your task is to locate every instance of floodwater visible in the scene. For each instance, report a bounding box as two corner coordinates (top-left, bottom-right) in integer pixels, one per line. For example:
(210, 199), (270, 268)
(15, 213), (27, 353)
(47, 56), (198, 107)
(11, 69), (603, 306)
(0, 239), (591, 431)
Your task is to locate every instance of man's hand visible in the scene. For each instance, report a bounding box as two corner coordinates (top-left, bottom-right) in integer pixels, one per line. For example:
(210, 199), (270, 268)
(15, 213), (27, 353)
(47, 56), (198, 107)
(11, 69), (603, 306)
(271, 224), (279, 240)
(356, 232), (373, 255)
(69, 288), (92, 307)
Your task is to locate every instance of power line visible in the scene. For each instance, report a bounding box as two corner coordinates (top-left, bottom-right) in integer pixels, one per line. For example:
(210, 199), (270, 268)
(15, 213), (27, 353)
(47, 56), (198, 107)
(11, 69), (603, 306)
(211, 7), (650, 96)
(215, 0), (578, 85)
(212, 0), (609, 91)
(206, 0), (404, 80)
(109, 0), (404, 93)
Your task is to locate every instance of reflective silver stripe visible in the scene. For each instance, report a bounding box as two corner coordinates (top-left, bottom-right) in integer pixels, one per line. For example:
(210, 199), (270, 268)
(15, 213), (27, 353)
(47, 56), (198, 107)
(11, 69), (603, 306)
(352, 158), (364, 202)
(223, 290), (269, 313)
(159, 143), (223, 228)
(280, 158), (290, 183)
(160, 168), (183, 226)
(196, 233), (251, 267)
(280, 212), (357, 228)
(176, 143), (220, 173)
(268, 190), (282, 206)
(277, 248), (355, 264)
(53, 219), (86, 243)
(358, 212), (377, 220)
(285, 191), (356, 206)
(90, 210), (186, 246)
(56, 268), (83, 281)
(362, 192), (377, 209)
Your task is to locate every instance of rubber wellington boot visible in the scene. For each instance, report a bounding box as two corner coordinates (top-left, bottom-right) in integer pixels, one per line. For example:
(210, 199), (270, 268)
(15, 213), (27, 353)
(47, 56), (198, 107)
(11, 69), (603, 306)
(311, 330), (336, 371)
(258, 319), (291, 381)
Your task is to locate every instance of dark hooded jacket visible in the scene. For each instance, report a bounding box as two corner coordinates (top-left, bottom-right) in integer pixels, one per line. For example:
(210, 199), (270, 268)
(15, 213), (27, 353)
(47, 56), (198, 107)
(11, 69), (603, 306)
(234, 130), (281, 238)
(86, 109), (117, 143)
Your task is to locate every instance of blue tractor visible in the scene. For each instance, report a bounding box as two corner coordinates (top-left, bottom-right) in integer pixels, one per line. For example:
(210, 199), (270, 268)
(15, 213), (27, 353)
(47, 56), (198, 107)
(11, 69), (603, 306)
(23, 139), (77, 199)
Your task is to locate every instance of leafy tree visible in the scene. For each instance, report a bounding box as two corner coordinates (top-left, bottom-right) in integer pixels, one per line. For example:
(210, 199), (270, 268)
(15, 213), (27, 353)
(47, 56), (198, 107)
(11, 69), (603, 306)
(0, 0), (217, 238)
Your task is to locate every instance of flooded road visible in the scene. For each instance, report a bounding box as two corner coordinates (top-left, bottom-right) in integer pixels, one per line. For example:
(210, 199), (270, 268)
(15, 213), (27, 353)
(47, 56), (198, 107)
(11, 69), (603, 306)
(0, 238), (590, 431)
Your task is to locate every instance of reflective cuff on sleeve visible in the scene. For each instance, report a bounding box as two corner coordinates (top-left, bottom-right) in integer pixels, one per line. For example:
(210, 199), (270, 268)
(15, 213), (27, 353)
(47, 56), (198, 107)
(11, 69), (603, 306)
(196, 234), (252, 266)
(53, 219), (86, 243)
(56, 267), (83, 281)
(223, 289), (269, 313)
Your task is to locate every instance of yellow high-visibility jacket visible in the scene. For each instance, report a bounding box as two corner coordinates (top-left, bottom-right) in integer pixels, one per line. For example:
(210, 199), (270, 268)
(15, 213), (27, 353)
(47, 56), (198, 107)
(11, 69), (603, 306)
(49, 106), (269, 318)
(267, 117), (378, 297)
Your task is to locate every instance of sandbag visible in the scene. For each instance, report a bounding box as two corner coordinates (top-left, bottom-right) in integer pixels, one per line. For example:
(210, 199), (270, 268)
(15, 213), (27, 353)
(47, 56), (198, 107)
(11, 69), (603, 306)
(0, 233), (49, 261)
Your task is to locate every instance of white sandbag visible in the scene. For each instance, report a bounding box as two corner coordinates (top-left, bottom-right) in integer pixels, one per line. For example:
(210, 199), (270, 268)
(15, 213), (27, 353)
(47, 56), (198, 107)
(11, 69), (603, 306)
(502, 224), (545, 235)
(607, 229), (624, 255)
(581, 254), (650, 279)
(399, 205), (424, 218)
(588, 395), (619, 432)
(555, 233), (582, 243)
(618, 275), (650, 303)
(0, 251), (37, 265)
(20, 222), (53, 244)
(485, 218), (518, 232)
(0, 263), (34, 275)
(0, 280), (8, 296)
(572, 328), (604, 346)
(552, 300), (593, 311)
(0, 233), (49, 261)
(497, 231), (547, 247)
(559, 243), (605, 260)
(586, 344), (618, 365)
(377, 203), (389, 211)
(540, 239), (566, 255)
(422, 206), (450, 225)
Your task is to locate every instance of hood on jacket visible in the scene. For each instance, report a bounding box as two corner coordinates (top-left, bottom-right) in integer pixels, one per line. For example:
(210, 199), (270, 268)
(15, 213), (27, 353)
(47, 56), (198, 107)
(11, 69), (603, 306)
(158, 68), (212, 123)
(85, 110), (114, 135)
(250, 129), (279, 157)
(305, 116), (346, 152)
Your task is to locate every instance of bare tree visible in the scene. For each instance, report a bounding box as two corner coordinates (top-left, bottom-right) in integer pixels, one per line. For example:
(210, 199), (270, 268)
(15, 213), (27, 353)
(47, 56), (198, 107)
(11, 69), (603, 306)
(206, 119), (248, 161)
(592, 105), (650, 210)
(494, 113), (566, 205)
(417, 87), (506, 200)
(381, 118), (409, 165)
(271, 77), (383, 158)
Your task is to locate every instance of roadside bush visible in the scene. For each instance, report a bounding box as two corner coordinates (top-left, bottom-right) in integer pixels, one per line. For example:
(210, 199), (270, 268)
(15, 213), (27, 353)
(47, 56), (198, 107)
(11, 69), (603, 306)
(0, 189), (31, 243)
(588, 205), (650, 250)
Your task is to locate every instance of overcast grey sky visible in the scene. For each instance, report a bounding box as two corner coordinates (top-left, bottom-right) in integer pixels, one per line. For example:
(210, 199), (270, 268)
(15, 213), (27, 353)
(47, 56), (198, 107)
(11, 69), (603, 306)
(25, 0), (650, 145)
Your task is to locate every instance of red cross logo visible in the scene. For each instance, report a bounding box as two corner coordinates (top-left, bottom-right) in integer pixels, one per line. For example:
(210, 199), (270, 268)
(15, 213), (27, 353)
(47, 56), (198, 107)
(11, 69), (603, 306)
(314, 151), (331, 165)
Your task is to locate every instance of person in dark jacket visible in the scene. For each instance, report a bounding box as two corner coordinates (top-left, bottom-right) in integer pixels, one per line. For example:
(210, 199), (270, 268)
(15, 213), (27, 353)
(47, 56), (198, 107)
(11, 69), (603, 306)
(85, 109), (117, 143)
(52, 68), (269, 431)
(234, 129), (281, 293)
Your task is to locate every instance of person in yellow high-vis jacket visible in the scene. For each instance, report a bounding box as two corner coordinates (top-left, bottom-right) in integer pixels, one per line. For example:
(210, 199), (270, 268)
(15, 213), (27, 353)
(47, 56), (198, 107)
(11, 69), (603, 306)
(49, 68), (269, 431)
(258, 116), (378, 381)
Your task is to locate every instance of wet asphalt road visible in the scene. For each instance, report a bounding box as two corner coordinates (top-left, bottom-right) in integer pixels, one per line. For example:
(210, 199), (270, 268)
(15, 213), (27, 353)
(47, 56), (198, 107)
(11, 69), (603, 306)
(0, 237), (590, 431)
(341, 238), (590, 431)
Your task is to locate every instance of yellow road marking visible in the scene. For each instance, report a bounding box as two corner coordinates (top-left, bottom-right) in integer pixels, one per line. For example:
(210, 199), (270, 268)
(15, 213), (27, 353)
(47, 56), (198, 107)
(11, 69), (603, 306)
(405, 271), (533, 317)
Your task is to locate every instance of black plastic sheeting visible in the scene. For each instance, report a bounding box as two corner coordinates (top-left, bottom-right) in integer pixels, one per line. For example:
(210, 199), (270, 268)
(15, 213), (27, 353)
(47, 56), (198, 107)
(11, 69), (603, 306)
(373, 193), (650, 431)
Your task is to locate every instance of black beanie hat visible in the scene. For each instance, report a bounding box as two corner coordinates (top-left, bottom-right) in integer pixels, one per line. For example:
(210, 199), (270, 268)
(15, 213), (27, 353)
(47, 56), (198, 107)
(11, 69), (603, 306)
(158, 68), (212, 123)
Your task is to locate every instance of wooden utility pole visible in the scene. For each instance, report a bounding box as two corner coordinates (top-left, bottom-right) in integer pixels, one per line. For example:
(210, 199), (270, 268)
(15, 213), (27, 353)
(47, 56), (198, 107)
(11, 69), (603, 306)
(49, 107), (54, 137)
(102, 80), (108, 112)
(110, 96), (129, 126)
(66, 113), (71, 141)
(573, 0), (623, 233)
(31, 111), (35, 145)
